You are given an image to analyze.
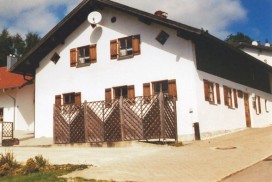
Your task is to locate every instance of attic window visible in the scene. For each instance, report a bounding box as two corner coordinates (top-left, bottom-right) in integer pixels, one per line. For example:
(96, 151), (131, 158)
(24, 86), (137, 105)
(110, 35), (141, 60)
(70, 44), (97, 67)
(156, 31), (169, 45)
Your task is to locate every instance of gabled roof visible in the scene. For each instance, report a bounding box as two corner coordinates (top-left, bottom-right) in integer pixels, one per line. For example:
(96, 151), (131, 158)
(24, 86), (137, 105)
(0, 67), (32, 90)
(10, 0), (272, 76)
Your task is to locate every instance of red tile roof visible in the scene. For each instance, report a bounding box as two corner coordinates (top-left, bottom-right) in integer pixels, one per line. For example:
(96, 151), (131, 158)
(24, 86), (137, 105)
(0, 67), (32, 89)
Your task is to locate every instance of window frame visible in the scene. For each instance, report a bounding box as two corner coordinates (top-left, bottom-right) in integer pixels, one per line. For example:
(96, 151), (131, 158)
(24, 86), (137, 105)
(110, 34), (141, 60)
(203, 80), (220, 105)
(70, 44), (97, 67)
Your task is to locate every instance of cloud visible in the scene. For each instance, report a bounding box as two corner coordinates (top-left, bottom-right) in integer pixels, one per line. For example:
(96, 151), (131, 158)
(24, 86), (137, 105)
(0, 0), (246, 39)
(0, 0), (81, 36)
(112, 0), (247, 39)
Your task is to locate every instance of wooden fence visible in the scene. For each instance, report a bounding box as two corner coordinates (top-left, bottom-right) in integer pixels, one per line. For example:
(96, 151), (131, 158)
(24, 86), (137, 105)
(53, 93), (177, 144)
(2, 122), (14, 139)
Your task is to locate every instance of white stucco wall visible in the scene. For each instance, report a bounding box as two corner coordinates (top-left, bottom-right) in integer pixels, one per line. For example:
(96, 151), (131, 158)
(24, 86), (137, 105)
(241, 47), (272, 67)
(0, 84), (34, 131)
(34, 7), (272, 140)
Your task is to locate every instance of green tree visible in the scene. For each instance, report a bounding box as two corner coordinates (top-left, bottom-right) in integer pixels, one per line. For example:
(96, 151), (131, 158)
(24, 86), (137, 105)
(0, 29), (40, 67)
(225, 32), (253, 45)
(0, 29), (13, 67)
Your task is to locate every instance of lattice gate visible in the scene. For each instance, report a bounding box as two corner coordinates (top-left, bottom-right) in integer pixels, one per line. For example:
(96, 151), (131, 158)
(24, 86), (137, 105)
(54, 93), (177, 144)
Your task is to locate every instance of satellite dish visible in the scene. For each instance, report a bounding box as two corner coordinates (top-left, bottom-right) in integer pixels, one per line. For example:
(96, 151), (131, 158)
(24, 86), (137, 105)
(88, 11), (102, 24)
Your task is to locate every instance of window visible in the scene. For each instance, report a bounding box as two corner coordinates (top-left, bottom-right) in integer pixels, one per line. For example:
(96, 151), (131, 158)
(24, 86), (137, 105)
(151, 79), (177, 98)
(156, 31), (169, 45)
(0, 108), (3, 122)
(105, 85), (135, 100)
(254, 95), (261, 114)
(203, 80), (220, 104)
(55, 92), (81, 106)
(70, 44), (97, 67)
(110, 35), (140, 60)
(223, 86), (238, 109)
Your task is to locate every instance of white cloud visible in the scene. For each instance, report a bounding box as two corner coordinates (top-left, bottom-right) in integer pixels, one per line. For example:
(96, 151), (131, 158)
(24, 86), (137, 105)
(112, 0), (247, 39)
(0, 0), (246, 39)
(0, 0), (81, 36)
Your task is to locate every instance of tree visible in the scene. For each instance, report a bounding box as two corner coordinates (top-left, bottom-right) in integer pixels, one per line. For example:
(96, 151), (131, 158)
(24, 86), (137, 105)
(0, 29), (40, 67)
(225, 32), (253, 45)
(0, 29), (13, 67)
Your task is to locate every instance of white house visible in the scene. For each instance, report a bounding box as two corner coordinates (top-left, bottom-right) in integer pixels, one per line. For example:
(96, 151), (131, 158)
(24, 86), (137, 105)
(0, 67), (34, 132)
(238, 41), (272, 67)
(11, 0), (272, 142)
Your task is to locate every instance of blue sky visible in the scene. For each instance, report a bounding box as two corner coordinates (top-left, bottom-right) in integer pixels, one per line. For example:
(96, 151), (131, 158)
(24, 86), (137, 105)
(0, 0), (271, 44)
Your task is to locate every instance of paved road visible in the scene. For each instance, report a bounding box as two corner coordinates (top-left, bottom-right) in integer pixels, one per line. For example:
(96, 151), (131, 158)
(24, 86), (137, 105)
(1, 126), (272, 182)
(221, 155), (272, 182)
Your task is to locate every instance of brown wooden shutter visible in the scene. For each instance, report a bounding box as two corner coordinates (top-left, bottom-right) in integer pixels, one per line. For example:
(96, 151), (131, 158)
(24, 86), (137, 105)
(132, 35), (141, 55)
(204, 80), (209, 101)
(70, 48), (77, 67)
(128, 85), (135, 99)
(257, 96), (261, 113)
(105, 88), (112, 102)
(223, 86), (228, 106)
(168, 79), (177, 99)
(55, 95), (61, 106)
(143, 83), (151, 97)
(233, 89), (238, 108)
(75, 92), (81, 105)
(89, 44), (97, 63)
(110, 40), (118, 59)
(216, 83), (220, 104)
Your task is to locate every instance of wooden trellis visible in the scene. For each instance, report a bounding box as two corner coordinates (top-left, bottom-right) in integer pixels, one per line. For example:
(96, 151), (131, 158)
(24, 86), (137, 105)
(2, 122), (14, 139)
(53, 93), (177, 144)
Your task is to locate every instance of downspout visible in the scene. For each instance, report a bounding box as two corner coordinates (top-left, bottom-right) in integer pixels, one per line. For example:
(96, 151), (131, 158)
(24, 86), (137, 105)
(2, 89), (16, 131)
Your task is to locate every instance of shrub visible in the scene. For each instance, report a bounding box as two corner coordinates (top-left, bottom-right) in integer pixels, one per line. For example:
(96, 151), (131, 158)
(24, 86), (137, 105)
(34, 155), (48, 168)
(0, 151), (18, 168)
(23, 158), (39, 174)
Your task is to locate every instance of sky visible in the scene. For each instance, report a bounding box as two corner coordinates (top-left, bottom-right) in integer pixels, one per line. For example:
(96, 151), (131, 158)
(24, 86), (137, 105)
(0, 0), (271, 44)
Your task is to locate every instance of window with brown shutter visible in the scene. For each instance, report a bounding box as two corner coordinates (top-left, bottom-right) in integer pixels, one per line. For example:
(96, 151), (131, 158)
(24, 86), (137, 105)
(55, 95), (61, 106)
(75, 92), (81, 106)
(110, 40), (118, 59)
(90, 44), (97, 63)
(70, 48), (77, 67)
(233, 89), (238, 108)
(168, 79), (177, 99)
(110, 34), (141, 60)
(204, 80), (210, 102)
(257, 96), (261, 114)
(216, 83), (220, 104)
(105, 88), (112, 107)
(127, 85), (135, 99)
(132, 35), (141, 55)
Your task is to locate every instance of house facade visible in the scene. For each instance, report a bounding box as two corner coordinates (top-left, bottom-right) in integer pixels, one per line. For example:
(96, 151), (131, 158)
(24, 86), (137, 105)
(11, 0), (272, 142)
(0, 67), (34, 132)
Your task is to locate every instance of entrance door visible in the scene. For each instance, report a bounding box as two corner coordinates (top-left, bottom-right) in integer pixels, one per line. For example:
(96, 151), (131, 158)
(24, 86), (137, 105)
(244, 93), (251, 127)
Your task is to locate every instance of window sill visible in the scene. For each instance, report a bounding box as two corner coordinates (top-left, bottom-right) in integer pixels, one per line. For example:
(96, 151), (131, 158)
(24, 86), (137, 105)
(76, 63), (90, 68)
(117, 55), (134, 60)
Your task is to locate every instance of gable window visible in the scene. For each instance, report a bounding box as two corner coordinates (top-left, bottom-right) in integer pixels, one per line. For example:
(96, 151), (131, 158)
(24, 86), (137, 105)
(70, 44), (97, 67)
(203, 80), (220, 104)
(110, 35), (140, 60)
(55, 92), (81, 106)
(223, 86), (238, 109)
(151, 79), (177, 98)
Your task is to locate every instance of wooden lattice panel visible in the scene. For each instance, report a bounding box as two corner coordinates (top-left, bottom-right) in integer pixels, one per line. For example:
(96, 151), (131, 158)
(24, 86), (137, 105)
(104, 101), (122, 141)
(70, 104), (85, 143)
(163, 95), (176, 139)
(142, 95), (161, 139)
(2, 122), (13, 138)
(122, 97), (143, 140)
(85, 101), (104, 142)
(54, 106), (70, 144)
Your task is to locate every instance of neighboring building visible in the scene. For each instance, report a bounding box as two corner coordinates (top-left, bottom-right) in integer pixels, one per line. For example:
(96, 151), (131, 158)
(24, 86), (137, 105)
(0, 66), (34, 131)
(238, 41), (272, 67)
(11, 0), (272, 142)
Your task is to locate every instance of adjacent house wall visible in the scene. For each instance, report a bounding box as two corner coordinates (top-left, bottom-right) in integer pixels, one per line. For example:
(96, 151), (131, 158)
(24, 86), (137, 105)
(0, 84), (34, 131)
